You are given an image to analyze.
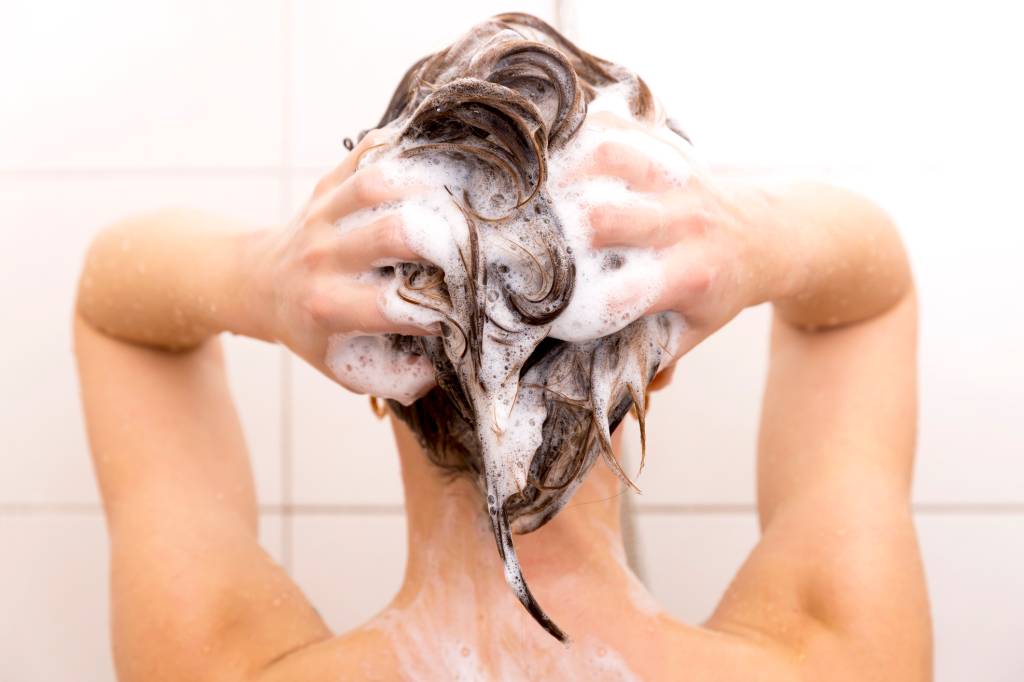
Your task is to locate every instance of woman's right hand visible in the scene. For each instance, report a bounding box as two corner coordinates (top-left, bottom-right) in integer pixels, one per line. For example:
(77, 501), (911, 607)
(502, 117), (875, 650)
(246, 132), (434, 377)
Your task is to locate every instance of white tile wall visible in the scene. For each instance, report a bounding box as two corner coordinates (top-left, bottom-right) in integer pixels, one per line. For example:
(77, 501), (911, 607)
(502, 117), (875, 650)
(2, 2), (1021, 681)
(0, 512), (283, 682)
(917, 514), (1024, 682)
(289, 359), (405, 505)
(0, 514), (115, 682)
(290, 514), (407, 633)
(0, 177), (283, 506)
(287, 0), (557, 171)
(2, 1), (285, 170)
(626, 306), (771, 505)
(633, 512), (761, 623)
(827, 166), (1024, 504)
(564, 0), (1024, 169)
(632, 510), (1024, 682)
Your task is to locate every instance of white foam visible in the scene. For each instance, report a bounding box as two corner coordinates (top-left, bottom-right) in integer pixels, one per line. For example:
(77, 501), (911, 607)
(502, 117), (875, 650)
(323, 85), (691, 585)
(325, 333), (435, 406)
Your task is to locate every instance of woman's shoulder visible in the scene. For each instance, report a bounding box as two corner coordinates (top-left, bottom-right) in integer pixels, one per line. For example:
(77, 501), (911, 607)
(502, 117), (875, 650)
(256, 627), (402, 682)
(257, 616), (801, 682)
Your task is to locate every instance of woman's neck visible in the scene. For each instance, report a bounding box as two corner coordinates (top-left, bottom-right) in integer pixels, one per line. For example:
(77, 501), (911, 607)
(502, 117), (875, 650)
(383, 418), (663, 649)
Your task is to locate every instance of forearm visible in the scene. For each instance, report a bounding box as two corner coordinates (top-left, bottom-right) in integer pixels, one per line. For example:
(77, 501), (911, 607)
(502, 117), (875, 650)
(77, 209), (270, 349)
(744, 180), (912, 330)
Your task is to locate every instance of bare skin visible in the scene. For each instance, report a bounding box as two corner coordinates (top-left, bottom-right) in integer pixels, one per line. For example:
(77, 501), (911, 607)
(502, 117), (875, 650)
(75, 127), (931, 681)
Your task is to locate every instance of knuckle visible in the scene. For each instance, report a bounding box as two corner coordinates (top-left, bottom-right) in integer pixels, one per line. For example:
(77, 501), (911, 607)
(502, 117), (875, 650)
(351, 171), (374, 204)
(685, 209), (713, 237)
(361, 128), (386, 148)
(643, 158), (661, 186)
(681, 265), (712, 297)
(378, 215), (407, 254)
(588, 205), (616, 242)
(651, 204), (670, 240)
(352, 167), (387, 205)
(302, 284), (335, 329)
(594, 140), (623, 168)
(313, 174), (335, 197)
(299, 245), (325, 270)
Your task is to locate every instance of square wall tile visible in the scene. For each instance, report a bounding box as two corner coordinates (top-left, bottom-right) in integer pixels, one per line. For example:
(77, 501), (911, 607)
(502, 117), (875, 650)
(1, 1), (284, 169)
(259, 510), (286, 565)
(285, 170), (320, 217)
(629, 306), (771, 506)
(0, 177), (283, 505)
(827, 166), (1024, 504)
(632, 512), (760, 624)
(286, 172), (405, 506)
(290, 513), (407, 633)
(288, 0), (556, 170)
(568, 0), (1024, 168)
(627, 162), (1024, 507)
(917, 514), (1024, 682)
(289, 360), (405, 505)
(0, 513), (115, 682)
(222, 337), (285, 506)
(633, 510), (1024, 681)
(0, 510), (287, 682)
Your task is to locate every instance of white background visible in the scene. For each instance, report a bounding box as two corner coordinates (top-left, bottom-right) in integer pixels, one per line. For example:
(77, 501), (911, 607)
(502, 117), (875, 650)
(1, 1), (1021, 680)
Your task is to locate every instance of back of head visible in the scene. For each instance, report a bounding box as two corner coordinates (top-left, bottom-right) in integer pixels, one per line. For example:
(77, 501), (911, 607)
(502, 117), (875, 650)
(338, 13), (688, 641)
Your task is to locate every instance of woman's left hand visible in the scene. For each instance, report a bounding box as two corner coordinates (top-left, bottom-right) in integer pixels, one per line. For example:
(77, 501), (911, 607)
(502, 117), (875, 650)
(573, 113), (782, 363)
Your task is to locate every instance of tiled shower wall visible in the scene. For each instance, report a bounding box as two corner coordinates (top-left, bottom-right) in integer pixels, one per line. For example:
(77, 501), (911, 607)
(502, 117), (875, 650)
(2, 1), (1021, 680)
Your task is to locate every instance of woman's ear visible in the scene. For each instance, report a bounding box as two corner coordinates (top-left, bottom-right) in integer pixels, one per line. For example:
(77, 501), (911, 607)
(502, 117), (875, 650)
(648, 362), (677, 393)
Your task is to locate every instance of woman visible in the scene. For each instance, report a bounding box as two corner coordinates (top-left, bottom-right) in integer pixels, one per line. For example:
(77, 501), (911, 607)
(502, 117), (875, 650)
(75, 14), (930, 682)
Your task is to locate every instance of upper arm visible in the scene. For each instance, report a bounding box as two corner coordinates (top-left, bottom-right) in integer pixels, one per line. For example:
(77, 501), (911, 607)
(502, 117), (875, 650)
(708, 292), (932, 680)
(74, 315), (329, 681)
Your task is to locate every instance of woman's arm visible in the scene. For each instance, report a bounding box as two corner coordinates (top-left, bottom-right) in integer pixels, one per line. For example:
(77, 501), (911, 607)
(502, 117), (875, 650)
(75, 314), (331, 682)
(78, 128), (425, 367)
(707, 182), (930, 681)
(78, 209), (272, 348)
(696, 183), (929, 678)
(580, 135), (929, 678)
(74, 134), (427, 681)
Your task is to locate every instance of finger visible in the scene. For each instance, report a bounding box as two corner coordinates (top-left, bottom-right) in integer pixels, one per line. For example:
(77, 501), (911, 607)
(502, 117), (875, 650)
(333, 213), (423, 269)
(575, 140), (677, 193)
(312, 128), (391, 199)
(309, 280), (437, 336)
(590, 187), (713, 249)
(588, 202), (668, 248)
(647, 254), (714, 316)
(319, 164), (405, 224)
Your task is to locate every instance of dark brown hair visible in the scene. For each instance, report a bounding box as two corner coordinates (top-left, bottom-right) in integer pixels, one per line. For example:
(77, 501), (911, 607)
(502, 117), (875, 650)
(365, 13), (680, 642)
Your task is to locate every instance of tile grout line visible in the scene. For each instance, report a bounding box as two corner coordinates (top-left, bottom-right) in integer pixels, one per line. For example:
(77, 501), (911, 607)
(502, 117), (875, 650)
(278, 0), (295, 574)
(6, 502), (1024, 516)
(0, 163), (947, 182)
(0, 167), (285, 178)
(636, 502), (1024, 515)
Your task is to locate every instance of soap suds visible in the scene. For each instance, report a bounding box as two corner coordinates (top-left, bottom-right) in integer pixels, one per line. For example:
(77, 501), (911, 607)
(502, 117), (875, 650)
(321, 14), (693, 642)
(325, 333), (435, 406)
(326, 83), (689, 640)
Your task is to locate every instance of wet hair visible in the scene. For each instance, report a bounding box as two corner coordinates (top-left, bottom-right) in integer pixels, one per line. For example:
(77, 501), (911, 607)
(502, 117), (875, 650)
(365, 13), (682, 641)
